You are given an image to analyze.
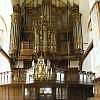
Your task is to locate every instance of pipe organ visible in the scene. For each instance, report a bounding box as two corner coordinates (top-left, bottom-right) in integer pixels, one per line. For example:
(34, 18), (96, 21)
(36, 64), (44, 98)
(9, 4), (21, 58)
(72, 5), (83, 51)
(9, 0), (84, 71)
(0, 1), (95, 100)
(32, 1), (57, 54)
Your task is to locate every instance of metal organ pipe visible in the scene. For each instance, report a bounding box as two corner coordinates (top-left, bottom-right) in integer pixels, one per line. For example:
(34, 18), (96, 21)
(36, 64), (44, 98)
(72, 5), (83, 50)
(10, 5), (21, 57)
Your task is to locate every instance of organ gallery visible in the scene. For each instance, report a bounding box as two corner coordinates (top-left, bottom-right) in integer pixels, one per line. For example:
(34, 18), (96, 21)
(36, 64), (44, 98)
(0, 0), (96, 100)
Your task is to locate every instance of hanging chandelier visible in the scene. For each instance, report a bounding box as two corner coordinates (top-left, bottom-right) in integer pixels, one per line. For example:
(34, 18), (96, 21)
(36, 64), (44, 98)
(32, 56), (53, 81)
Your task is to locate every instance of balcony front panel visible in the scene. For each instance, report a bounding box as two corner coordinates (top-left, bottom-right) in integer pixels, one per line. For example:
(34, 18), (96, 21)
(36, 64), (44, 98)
(0, 69), (95, 86)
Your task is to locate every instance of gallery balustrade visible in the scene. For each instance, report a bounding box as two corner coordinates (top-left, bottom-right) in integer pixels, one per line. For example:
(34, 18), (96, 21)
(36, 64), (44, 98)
(0, 69), (95, 85)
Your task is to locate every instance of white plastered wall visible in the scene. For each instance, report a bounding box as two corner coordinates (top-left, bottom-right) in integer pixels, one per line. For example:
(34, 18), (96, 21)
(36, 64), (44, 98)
(90, 0), (100, 78)
(79, 0), (90, 48)
(81, 0), (100, 78)
(0, 52), (10, 72)
(79, 0), (95, 72)
(0, 0), (13, 73)
(0, 0), (13, 54)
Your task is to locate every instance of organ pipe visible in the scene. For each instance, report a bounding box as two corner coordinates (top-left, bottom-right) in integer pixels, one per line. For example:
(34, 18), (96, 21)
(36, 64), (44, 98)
(72, 5), (83, 50)
(32, 0), (57, 55)
(9, 4), (21, 57)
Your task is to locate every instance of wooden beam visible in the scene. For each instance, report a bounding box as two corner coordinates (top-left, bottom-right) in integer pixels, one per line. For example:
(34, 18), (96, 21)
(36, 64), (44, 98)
(80, 40), (93, 70)
(0, 46), (10, 61)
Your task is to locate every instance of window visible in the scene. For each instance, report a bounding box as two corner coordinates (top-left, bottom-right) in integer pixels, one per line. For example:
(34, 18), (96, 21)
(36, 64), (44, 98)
(56, 88), (67, 100)
(57, 72), (60, 82)
(40, 88), (52, 94)
(56, 72), (64, 83)
(61, 73), (64, 82)
(25, 88), (28, 96)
